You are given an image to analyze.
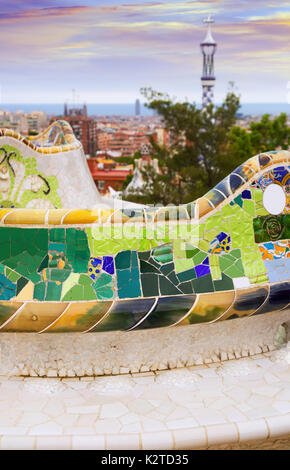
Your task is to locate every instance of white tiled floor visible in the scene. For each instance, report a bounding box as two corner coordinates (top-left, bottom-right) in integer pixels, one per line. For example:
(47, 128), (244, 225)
(0, 343), (290, 449)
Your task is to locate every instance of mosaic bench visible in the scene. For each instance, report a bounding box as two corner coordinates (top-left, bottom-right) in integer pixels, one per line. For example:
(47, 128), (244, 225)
(0, 121), (288, 376)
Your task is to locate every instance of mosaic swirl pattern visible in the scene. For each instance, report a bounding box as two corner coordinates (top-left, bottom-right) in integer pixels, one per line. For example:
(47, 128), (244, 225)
(0, 148), (289, 332)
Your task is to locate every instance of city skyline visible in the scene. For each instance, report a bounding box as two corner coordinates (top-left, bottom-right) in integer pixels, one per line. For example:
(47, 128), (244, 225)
(0, 1), (290, 104)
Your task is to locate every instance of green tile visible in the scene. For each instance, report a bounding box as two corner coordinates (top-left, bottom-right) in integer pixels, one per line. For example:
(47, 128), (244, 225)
(159, 276), (181, 296)
(160, 262), (174, 276)
(115, 251), (131, 270)
(34, 282), (46, 301)
(139, 260), (160, 274)
(141, 273), (159, 297)
(16, 277), (28, 296)
(5, 268), (20, 282)
(213, 273), (234, 291)
(50, 228), (65, 243)
(50, 268), (71, 283)
(193, 251), (207, 266)
(178, 281), (194, 294)
(192, 273), (214, 294)
(219, 254), (235, 271)
(62, 284), (84, 301)
(177, 268), (197, 283)
(46, 281), (62, 301)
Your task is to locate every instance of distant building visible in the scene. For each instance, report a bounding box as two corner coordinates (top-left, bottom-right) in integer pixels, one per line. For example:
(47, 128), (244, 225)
(108, 131), (150, 156)
(135, 99), (141, 116)
(124, 143), (159, 197)
(26, 111), (47, 134)
(0, 110), (47, 135)
(62, 103), (97, 155)
(87, 156), (133, 194)
(64, 103), (87, 118)
(65, 115), (98, 155)
(153, 128), (170, 147)
(97, 132), (113, 152)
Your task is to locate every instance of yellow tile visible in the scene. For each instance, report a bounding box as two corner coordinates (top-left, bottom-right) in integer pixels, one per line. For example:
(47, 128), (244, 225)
(14, 281), (34, 301)
(4, 210), (46, 225)
(62, 210), (100, 225)
(197, 197), (214, 218)
(1, 302), (69, 332)
(48, 210), (70, 225)
(44, 301), (112, 332)
(179, 291), (235, 325)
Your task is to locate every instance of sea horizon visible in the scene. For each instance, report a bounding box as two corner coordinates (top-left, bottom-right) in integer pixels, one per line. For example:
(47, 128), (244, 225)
(0, 102), (289, 117)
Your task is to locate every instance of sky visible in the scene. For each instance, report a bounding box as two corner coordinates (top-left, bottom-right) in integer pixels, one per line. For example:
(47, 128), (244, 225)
(0, 0), (289, 104)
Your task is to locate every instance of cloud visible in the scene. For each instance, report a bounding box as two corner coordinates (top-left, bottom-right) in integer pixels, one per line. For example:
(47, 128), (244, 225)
(0, 0), (290, 103)
(0, 5), (92, 23)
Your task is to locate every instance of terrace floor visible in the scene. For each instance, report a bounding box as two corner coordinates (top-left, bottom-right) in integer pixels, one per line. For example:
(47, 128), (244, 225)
(0, 343), (290, 450)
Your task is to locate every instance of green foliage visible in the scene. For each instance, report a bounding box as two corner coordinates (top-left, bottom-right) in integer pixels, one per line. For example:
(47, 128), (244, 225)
(125, 87), (290, 205)
(122, 174), (133, 190)
(126, 87), (241, 205)
(118, 151), (142, 165)
(249, 113), (290, 153)
(227, 113), (290, 164)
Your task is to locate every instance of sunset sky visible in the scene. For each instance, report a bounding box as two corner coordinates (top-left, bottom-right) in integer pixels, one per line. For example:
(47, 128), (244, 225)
(0, 0), (290, 104)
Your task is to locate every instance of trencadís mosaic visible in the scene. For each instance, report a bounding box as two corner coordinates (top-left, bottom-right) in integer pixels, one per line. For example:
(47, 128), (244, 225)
(0, 123), (288, 332)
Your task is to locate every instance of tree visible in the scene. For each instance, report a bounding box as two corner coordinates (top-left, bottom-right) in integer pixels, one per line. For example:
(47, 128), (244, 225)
(249, 113), (290, 153)
(124, 88), (290, 206)
(227, 113), (290, 162)
(125, 87), (241, 205)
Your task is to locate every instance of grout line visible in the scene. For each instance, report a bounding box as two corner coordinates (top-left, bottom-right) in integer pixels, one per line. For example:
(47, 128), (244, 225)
(234, 422), (240, 443)
(204, 425), (209, 449)
(264, 418), (271, 440)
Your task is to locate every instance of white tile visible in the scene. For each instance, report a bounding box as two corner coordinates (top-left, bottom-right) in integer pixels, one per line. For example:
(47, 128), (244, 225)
(141, 431), (174, 450)
(29, 421), (63, 436)
(56, 406), (81, 423)
(206, 423), (238, 447)
(0, 436), (35, 450)
(233, 277), (250, 288)
(208, 397), (234, 411)
(94, 418), (121, 434)
(36, 436), (71, 450)
(0, 426), (28, 435)
(273, 401), (290, 414)
(253, 385), (280, 397)
(247, 394), (275, 408)
(167, 417), (199, 430)
(44, 401), (65, 418)
(222, 406), (247, 423)
(131, 376), (155, 385)
(67, 405), (100, 415)
(77, 415), (97, 426)
(276, 389), (290, 401)
(173, 427), (207, 450)
(64, 426), (96, 435)
(120, 412), (140, 425)
(106, 433), (140, 450)
(245, 406), (279, 420)
(128, 399), (154, 414)
(237, 419), (269, 443)
(17, 412), (48, 426)
(121, 422), (143, 433)
(191, 409), (227, 426)
(141, 416), (167, 432)
(266, 414), (290, 438)
(72, 435), (105, 450)
(100, 403), (128, 419)
(167, 406), (189, 421)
